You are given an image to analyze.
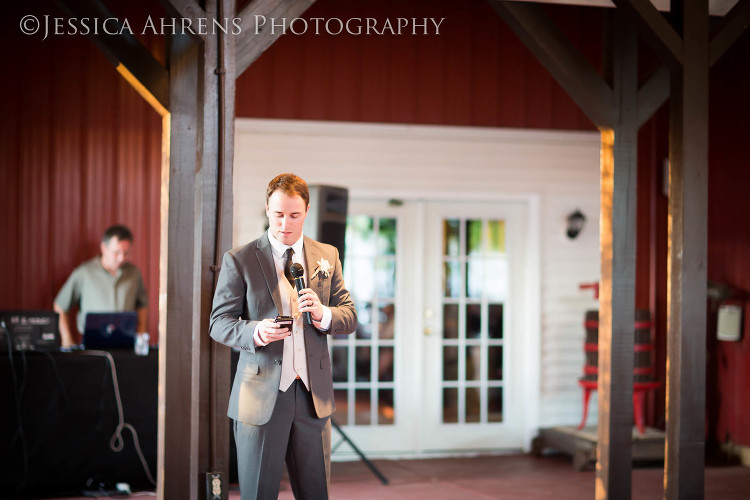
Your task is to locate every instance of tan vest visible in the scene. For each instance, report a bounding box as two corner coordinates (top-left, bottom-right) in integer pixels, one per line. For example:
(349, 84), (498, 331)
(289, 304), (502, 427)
(278, 276), (310, 391)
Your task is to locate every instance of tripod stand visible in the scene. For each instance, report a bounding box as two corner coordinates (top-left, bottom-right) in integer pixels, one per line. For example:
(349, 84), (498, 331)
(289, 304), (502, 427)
(331, 418), (388, 485)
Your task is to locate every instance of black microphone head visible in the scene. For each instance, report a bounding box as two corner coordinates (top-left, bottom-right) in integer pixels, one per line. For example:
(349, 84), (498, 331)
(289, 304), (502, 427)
(291, 263), (305, 278)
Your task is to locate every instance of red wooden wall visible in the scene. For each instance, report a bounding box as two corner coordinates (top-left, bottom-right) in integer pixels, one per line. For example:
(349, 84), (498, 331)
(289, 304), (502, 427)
(1, 0), (748, 447)
(0, 1), (163, 342)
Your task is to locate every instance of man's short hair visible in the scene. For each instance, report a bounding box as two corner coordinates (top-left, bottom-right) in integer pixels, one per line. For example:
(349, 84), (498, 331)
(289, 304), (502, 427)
(102, 224), (134, 243)
(266, 173), (310, 207)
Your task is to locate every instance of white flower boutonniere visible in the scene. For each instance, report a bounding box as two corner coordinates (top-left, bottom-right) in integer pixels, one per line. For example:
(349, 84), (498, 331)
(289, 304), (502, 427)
(315, 258), (332, 280)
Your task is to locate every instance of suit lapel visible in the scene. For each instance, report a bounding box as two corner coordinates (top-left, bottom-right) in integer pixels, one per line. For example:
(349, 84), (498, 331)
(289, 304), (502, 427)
(304, 237), (332, 306)
(255, 234), (284, 315)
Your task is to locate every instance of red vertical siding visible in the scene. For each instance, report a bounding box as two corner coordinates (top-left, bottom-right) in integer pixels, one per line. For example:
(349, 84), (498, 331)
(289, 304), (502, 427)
(235, 0), (602, 130)
(1, 3), (162, 343)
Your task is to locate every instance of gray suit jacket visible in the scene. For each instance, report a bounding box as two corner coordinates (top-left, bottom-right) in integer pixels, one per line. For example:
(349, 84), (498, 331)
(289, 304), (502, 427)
(209, 234), (357, 425)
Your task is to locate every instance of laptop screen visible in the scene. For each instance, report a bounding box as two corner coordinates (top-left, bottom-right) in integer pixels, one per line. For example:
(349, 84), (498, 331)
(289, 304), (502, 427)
(82, 312), (138, 349)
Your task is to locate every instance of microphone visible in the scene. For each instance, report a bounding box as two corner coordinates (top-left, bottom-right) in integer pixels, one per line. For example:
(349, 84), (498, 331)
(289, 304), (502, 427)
(290, 263), (312, 325)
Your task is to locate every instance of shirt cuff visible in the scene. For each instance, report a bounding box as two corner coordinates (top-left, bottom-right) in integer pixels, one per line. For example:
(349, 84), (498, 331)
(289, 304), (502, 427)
(314, 306), (332, 331)
(253, 323), (268, 347)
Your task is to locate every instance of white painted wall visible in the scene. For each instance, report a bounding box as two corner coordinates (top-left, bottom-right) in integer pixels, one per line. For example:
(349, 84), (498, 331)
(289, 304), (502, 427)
(233, 118), (601, 443)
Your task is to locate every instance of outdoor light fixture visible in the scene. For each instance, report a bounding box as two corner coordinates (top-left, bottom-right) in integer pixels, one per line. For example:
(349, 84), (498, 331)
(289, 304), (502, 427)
(566, 209), (586, 239)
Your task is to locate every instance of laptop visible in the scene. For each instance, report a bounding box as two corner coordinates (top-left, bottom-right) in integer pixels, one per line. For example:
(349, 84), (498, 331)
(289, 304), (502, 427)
(82, 312), (138, 349)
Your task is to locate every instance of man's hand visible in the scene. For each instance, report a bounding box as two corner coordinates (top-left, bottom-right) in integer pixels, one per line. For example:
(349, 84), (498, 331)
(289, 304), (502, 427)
(256, 318), (292, 344)
(297, 288), (325, 322)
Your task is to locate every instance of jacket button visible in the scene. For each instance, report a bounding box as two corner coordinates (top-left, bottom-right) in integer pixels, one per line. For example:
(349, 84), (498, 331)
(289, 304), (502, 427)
(274, 359), (282, 365)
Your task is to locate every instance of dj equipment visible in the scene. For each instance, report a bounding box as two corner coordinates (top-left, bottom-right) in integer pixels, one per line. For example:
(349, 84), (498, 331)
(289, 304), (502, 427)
(0, 310), (60, 352)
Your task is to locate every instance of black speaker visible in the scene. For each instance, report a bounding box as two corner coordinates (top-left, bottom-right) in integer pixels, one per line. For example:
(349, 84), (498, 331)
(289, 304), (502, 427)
(304, 185), (349, 266)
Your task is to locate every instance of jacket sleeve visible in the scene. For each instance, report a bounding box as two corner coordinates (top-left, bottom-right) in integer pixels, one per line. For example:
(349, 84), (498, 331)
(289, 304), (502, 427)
(326, 247), (358, 336)
(209, 250), (260, 352)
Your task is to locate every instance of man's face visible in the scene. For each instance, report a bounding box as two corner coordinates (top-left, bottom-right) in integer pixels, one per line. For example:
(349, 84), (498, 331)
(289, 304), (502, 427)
(100, 237), (131, 272)
(266, 190), (309, 246)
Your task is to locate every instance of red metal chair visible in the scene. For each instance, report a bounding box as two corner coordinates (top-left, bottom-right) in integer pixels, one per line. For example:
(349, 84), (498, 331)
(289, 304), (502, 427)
(577, 309), (660, 435)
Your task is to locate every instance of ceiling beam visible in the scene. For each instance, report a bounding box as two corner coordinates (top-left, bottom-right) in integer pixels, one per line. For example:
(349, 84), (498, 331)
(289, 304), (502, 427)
(159, 0), (207, 42)
(488, 0), (615, 127)
(55, 0), (169, 114)
(709, 0), (750, 66)
(611, 0), (684, 68)
(235, 0), (317, 76)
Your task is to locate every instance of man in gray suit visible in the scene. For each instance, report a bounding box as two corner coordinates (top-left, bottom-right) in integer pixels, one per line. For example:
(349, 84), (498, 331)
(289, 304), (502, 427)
(210, 173), (357, 499)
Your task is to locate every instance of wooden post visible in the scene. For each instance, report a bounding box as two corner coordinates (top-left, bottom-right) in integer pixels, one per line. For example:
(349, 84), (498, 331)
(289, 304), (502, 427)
(596, 13), (638, 500)
(665, 1), (709, 498)
(159, 1), (236, 498)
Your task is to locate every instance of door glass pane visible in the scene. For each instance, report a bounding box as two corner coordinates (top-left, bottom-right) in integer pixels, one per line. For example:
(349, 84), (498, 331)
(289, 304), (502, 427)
(356, 346), (371, 382)
(443, 261), (461, 298)
(443, 346), (458, 381)
(355, 389), (371, 425)
(378, 346), (394, 382)
(466, 387), (481, 423)
(443, 219), (460, 257)
(376, 259), (396, 298)
(485, 258), (508, 301)
(378, 218), (397, 255)
(466, 345), (481, 381)
(465, 219), (482, 255)
(443, 388), (458, 423)
(488, 346), (503, 381)
(355, 302), (372, 340)
(443, 304), (458, 339)
(332, 346), (348, 382)
(486, 220), (506, 255)
(378, 389), (394, 425)
(488, 387), (503, 422)
(378, 303), (395, 339)
(488, 304), (503, 339)
(466, 304), (481, 339)
(466, 259), (483, 299)
(334, 389), (348, 425)
(346, 258), (374, 301)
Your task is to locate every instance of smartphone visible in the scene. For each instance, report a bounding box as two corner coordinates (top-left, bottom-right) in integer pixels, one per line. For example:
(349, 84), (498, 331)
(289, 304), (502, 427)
(275, 315), (293, 331)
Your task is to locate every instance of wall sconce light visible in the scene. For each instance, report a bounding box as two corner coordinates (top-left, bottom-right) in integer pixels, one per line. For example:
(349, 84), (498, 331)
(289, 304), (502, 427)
(566, 209), (586, 239)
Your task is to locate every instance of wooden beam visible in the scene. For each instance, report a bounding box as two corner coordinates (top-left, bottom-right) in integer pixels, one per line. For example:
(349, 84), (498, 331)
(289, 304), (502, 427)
(159, 0), (236, 496)
(488, 0), (615, 127)
(54, 0), (169, 112)
(665, 1), (709, 498)
(709, 0), (750, 67)
(611, 0), (684, 68)
(160, 30), (199, 500)
(596, 12), (638, 500)
(637, 66), (669, 128)
(158, 0), (207, 42)
(236, 0), (317, 76)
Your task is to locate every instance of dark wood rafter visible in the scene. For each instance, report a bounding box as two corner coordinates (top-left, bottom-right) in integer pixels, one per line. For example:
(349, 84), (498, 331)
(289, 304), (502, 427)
(709, 0), (750, 67)
(158, 0), (207, 42)
(236, 0), (317, 76)
(610, 0), (684, 68)
(54, 0), (169, 113)
(487, 0), (615, 127)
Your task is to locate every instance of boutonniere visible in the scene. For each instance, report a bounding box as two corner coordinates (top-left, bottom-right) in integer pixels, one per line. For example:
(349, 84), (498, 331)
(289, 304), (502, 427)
(314, 258), (332, 280)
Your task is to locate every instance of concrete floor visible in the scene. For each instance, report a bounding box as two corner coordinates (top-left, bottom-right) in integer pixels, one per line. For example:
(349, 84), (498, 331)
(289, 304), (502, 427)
(29, 453), (750, 499)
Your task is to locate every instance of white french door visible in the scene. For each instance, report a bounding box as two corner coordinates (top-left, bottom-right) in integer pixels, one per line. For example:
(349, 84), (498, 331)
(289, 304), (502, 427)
(332, 198), (530, 456)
